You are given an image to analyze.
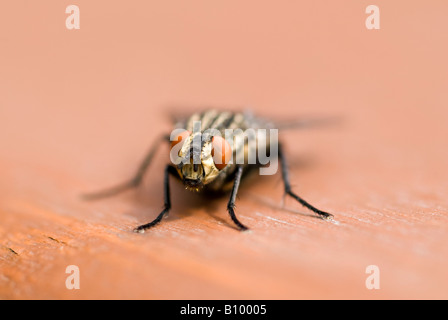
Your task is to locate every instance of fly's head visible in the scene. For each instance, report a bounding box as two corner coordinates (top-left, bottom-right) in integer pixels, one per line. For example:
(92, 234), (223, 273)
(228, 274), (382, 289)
(170, 130), (232, 191)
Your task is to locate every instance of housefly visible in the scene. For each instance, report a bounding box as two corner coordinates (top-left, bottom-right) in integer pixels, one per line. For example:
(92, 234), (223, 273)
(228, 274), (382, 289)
(83, 110), (334, 232)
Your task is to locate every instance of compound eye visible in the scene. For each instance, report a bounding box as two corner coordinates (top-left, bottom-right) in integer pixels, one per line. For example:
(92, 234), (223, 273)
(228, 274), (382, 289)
(211, 136), (232, 170)
(170, 130), (191, 150)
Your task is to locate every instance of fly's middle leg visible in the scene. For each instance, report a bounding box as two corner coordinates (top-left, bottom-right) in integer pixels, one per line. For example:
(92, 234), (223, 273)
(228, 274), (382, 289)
(278, 144), (333, 220)
(81, 134), (169, 200)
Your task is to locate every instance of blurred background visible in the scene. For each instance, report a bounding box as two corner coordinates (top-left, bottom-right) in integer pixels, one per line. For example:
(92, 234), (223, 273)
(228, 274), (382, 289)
(0, 1), (447, 299)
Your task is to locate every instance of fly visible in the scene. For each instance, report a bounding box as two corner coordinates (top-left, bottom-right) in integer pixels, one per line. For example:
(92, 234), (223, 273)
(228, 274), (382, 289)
(83, 110), (334, 232)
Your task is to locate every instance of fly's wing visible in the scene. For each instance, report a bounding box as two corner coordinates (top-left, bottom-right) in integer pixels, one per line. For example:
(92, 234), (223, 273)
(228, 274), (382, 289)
(274, 115), (343, 130)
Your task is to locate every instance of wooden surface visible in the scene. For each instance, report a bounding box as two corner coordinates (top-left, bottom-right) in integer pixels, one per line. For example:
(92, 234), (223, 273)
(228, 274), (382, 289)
(1, 1), (448, 299)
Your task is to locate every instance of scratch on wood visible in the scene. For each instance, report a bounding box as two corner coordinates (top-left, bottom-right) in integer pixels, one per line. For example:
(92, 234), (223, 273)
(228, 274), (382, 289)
(256, 212), (296, 226)
(47, 236), (68, 245)
(5, 247), (18, 255)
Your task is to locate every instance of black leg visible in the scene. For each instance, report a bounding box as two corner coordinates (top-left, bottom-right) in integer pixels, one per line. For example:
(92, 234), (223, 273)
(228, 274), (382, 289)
(134, 165), (177, 233)
(278, 144), (333, 220)
(82, 134), (169, 200)
(227, 165), (249, 231)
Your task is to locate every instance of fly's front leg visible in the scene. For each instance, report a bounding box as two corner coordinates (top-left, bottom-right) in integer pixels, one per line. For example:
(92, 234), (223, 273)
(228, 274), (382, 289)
(279, 144), (333, 220)
(82, 134), (169, 200)
(227, 165), (249, 231)
(134, 165), (177, 233)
